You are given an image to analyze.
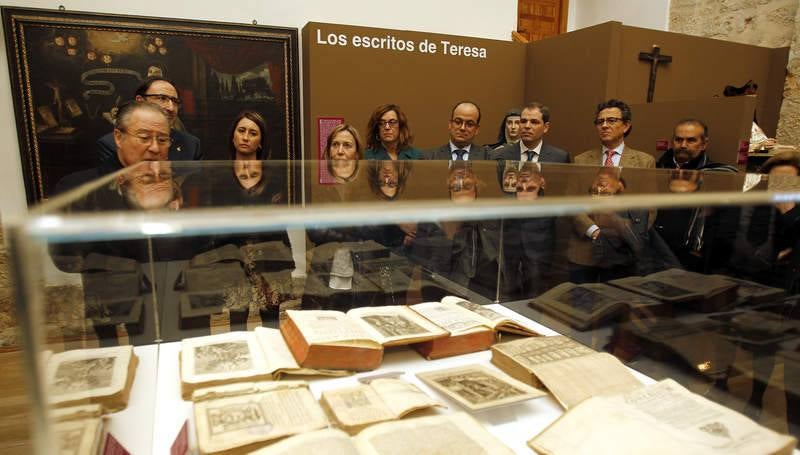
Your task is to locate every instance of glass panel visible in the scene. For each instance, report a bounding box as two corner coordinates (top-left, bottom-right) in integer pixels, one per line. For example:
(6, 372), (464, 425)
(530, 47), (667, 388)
(10, 158), (800, 451)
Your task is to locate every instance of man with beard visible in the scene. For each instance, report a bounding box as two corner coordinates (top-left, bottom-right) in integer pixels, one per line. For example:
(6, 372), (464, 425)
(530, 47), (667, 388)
(653, 119), (736, 272)
(655, 119), (736, 172)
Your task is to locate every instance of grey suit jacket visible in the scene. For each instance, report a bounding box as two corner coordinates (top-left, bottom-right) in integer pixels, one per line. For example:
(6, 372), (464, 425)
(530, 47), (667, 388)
(492, 141), (571, 163)
(424, 143), (491, 160)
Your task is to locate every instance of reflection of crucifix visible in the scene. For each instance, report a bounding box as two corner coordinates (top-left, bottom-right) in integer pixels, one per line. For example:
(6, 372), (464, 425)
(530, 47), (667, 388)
(639, 45), (672, 103)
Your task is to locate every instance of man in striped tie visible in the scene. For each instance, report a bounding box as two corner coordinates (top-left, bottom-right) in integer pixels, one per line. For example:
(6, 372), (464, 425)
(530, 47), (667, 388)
(574, 99), (655, 168)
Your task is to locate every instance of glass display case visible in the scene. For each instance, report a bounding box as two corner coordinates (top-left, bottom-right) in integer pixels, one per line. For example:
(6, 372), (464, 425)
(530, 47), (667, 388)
(5, 158), (800, 453)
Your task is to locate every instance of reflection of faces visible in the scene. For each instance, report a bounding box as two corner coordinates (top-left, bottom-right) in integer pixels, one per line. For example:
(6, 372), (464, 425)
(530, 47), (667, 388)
(502, 169), (518, 192)
(234, 160), (263, 189)
(378, 110), (400, 145)
(378, 161), (399, 198)
(516, 171), (544, 201)
(329, 131), (358, 180)
(519, 107), (550, 148)
(505, 115), (521, 142)
(672, 123), (707, 165)
(448, 103), (480, 148)
(448, 169), (477, 203)
(121, 161), (181, 210)
(595, 107), (630, 148)
(136, 80), (179, 126)
(232, 118), (262, 157)
(113, 108), (171, 167)
(590, 172), (624, 196)
(668, 169), (700, 193)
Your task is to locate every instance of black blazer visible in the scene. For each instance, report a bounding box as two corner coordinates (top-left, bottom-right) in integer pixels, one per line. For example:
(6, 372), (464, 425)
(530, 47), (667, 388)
(424, 143), (491, 160)
(492, 141), (570, 163)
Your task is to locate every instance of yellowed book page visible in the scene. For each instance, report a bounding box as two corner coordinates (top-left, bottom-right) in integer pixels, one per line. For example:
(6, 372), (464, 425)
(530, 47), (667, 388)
(253, 327), (300, 373)
(54, 417), (103, 455)
(46, 345), (133, 406)
(492, 336), (594, 369)
(249, 429), (359, 455)
(194, 381), (329, 454)
(369, 378), (443, 417)
(417, 364), (546, 411)
(530, 379), (797, 455)
(410, 301), (489, 334)
(531, 352), (641, 409)
(286, 310), (380, 348)
(181, 332), (267, 386)
(355, 412), (515, 455)
(347, 306), (449, 345)
(322, 384), (396, 429)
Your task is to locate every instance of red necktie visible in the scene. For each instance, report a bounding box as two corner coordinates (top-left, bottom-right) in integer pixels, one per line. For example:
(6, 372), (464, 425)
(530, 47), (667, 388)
(604, 150), (616, 167)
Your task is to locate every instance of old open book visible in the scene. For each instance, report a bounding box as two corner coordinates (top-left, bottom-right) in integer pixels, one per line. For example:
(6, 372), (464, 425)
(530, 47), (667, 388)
(410, 297), (541, 359)
(180, 328), (347, 398)
(192, 380), (329, 455)
(320, 378), (443, 433)
(45, 345), (138, 412)
(417, 364), (546, 411)
(281, 306), (450, 370)
(249, 413), (515, 455)
(491, 335), (641, 408)
(529, 379), (798, 455)
(52, 404), (104, 455)
(609, 268), (739, 312)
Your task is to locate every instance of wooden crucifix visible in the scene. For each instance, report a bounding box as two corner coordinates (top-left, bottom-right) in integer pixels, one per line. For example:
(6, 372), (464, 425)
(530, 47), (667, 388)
(639, 45), (672, 103)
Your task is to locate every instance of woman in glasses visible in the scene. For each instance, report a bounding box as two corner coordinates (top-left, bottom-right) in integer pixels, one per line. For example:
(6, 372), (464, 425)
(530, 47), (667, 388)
(364, 104), (422, 160)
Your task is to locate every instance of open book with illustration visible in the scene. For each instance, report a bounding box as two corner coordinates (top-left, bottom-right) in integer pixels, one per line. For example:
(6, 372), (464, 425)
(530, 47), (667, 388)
(44, 345), (138, 412)
(180, 328), (348, 398)
(320, 378), (443, 433)
(491, 335), (641, 408)
(192, 381), (329, 455)
(529, 379), (797, 455)
(249, 413), (516, 455)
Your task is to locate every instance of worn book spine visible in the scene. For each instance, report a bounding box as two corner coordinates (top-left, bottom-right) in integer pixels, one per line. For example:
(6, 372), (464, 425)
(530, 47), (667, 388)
(279, 318), (383, 371)
(413, 330), (496, 360)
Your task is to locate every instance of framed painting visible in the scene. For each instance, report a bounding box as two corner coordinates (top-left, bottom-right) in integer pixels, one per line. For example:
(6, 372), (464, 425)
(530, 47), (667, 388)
(2, 7), (300, 203)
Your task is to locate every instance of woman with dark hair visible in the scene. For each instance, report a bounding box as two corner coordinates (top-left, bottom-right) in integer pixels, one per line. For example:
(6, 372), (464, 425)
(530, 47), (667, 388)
(485, 108), (521, 150)
(364, 104), (422, 160)
(366, 160), (411, 200)
(229, 110), (269, 160)
(324, 123), (363, 182)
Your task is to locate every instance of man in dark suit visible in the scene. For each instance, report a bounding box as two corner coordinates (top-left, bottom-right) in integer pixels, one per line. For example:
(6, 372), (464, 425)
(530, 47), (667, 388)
(424, 101), (490, 160)
(492, 102), (570, 164)
(97, 77), (202, 168)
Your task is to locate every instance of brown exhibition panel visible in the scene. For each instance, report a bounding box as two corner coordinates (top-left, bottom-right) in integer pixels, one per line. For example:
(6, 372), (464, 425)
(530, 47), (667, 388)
(302, 22), (526, 157)
(525, 22), (788, 162)
(627, 96), (756, 165)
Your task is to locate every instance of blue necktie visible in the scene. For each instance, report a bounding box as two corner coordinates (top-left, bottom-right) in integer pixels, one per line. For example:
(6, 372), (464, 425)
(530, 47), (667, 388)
(454, 149), (466, 160)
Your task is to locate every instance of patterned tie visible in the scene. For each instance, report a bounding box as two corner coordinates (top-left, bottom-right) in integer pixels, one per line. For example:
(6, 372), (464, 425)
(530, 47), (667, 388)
(604, 150), (616, 167)
(454, 149), (467, 160)
(526, 150), (535, 162)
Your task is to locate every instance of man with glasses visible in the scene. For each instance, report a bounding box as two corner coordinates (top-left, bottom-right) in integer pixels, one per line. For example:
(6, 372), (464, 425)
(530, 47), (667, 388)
(574, 99), (654, 168)
(96, 77), (202, 167)
(424, 101), (490, 160)
(54, 102), (172, 193)
(492, 102), (570, 164)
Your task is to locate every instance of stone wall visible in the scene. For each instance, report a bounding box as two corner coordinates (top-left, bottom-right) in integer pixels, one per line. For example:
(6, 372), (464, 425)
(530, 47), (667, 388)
(670, 0), (800, 145)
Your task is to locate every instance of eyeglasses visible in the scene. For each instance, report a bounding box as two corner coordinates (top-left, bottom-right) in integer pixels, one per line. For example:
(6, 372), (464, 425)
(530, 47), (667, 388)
(142, 94), (182, 106)
(594, 117), (623, 126)
(451, 118), (478, 129)
(379, 119), (399, 128)
(119, 129), (172, 146)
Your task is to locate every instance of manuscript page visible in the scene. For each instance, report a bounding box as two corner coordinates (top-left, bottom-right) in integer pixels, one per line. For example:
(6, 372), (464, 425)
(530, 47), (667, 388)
(347, 306), (449, 345)
(529, 379), (797, 455)
(248, 429), (359, 455)
(530, 352), (642, 409)
(410, 301), (489, 334)
(286, 310), (380, 348)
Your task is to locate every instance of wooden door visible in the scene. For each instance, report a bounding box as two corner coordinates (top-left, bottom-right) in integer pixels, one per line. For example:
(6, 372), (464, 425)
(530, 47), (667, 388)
(517, 0), (568, 42)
